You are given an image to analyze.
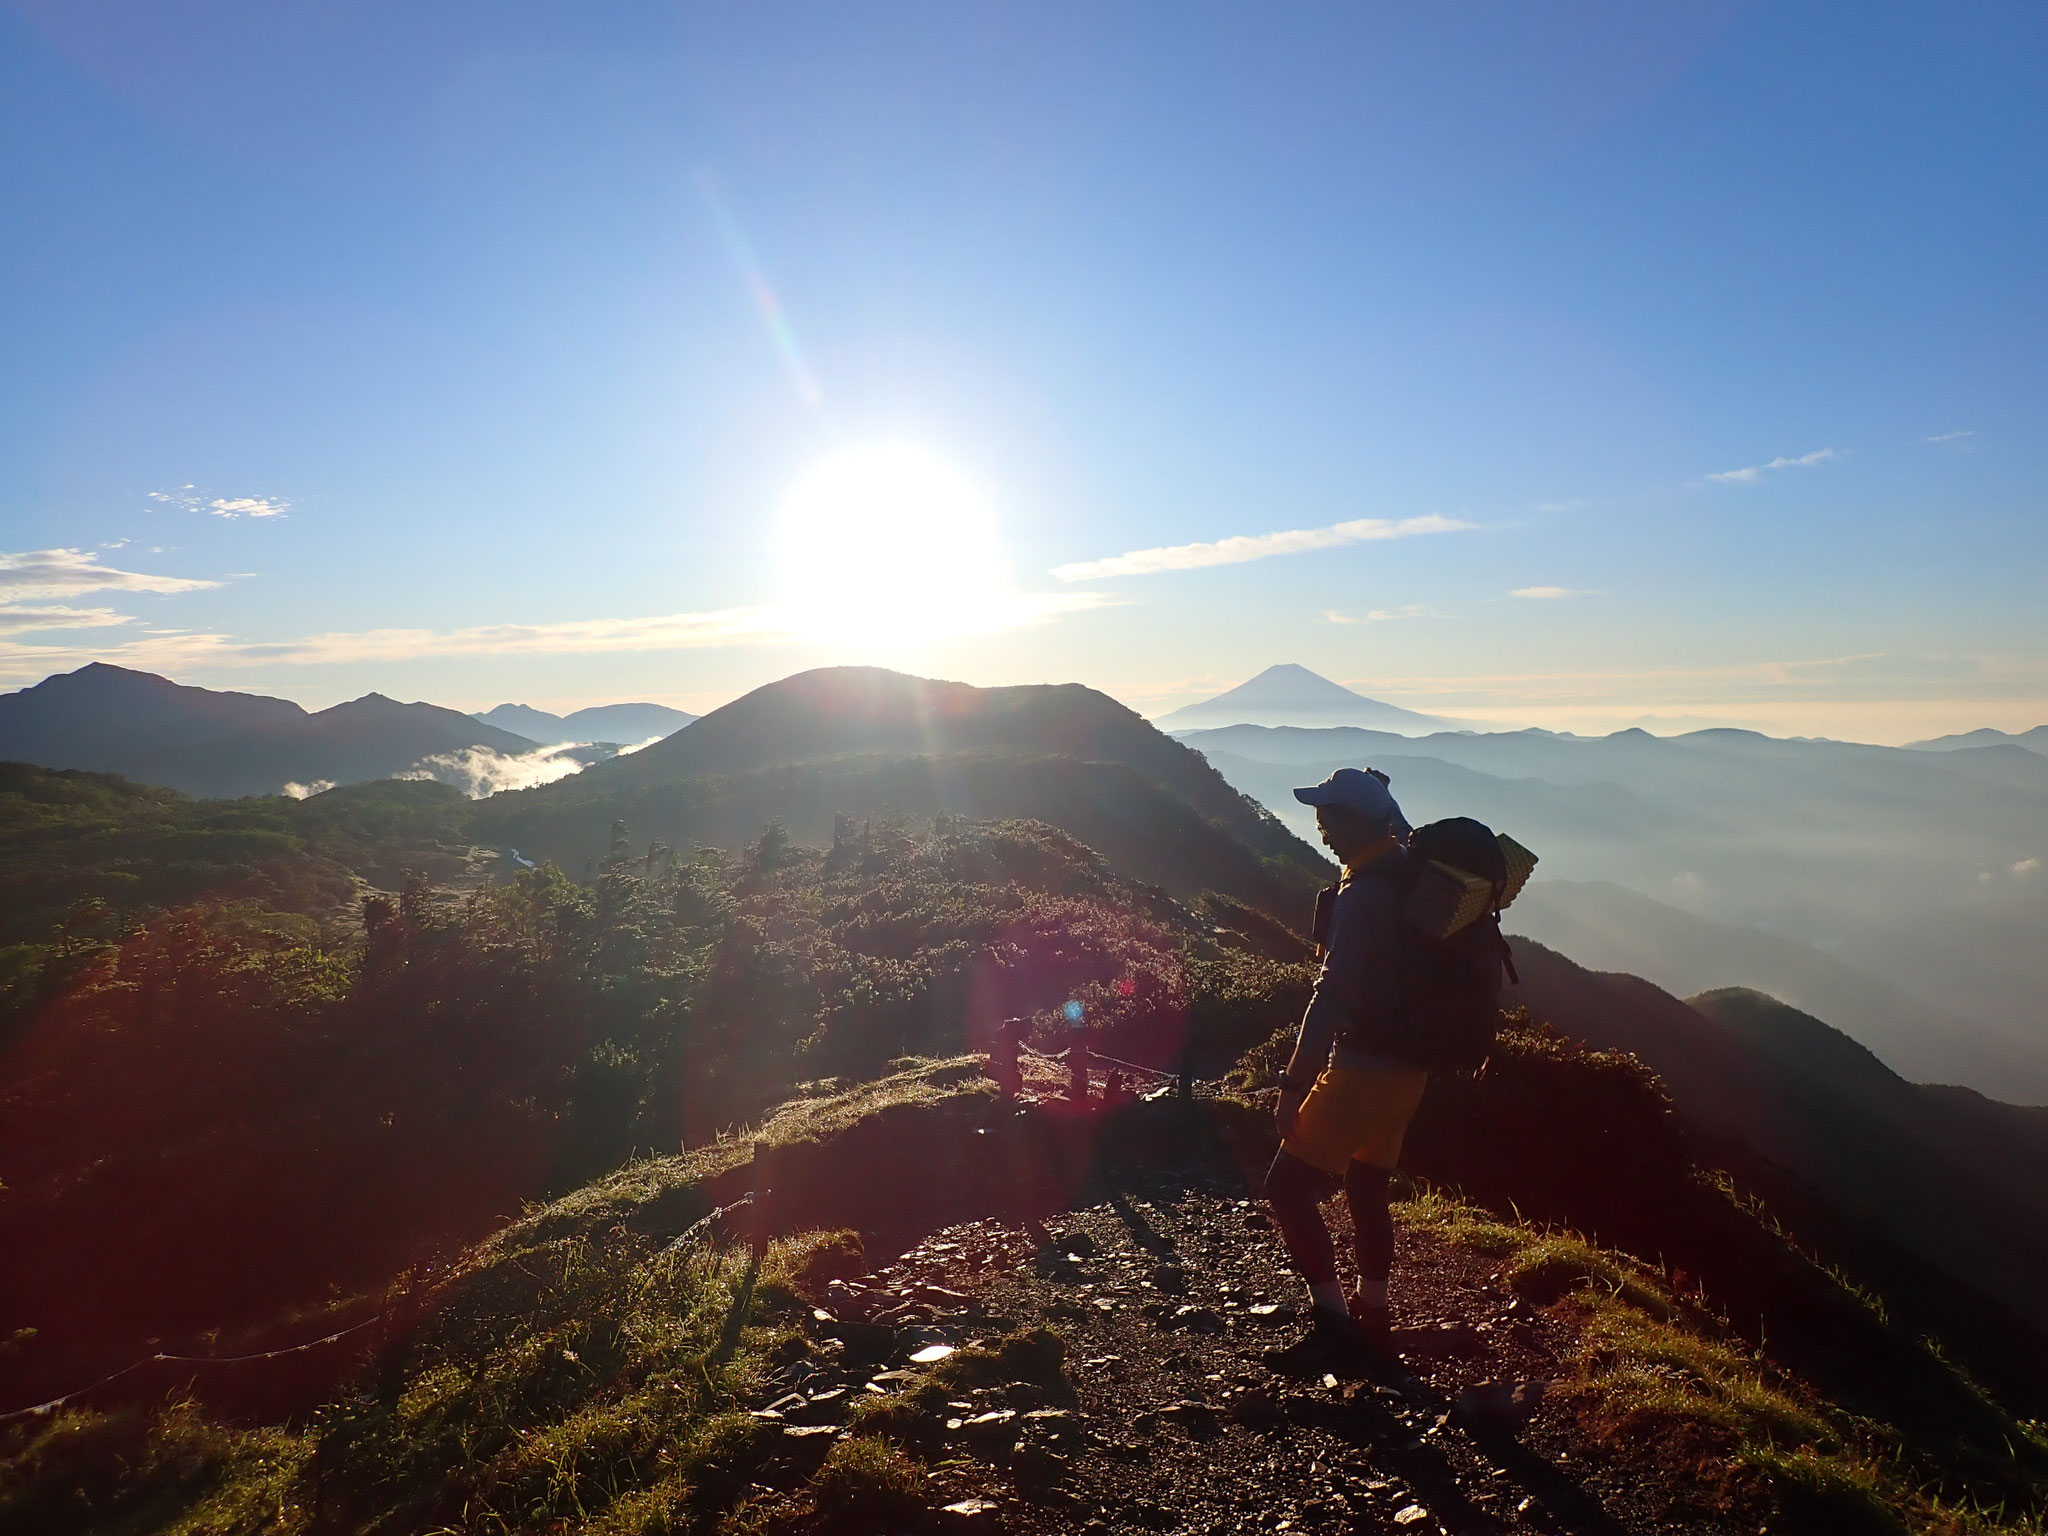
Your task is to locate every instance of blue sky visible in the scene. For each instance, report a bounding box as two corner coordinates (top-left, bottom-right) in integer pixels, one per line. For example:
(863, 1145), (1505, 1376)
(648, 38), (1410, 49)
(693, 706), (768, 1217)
(1, 1), (2043, 740)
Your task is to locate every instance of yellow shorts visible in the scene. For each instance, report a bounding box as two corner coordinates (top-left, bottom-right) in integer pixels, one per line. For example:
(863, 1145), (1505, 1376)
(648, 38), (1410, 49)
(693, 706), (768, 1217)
(1282, 1065), (1429, 1176)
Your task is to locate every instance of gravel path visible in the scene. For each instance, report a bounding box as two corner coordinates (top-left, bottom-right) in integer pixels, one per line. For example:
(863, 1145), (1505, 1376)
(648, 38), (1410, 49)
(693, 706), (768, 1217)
(748, 1150), (1753, 1535)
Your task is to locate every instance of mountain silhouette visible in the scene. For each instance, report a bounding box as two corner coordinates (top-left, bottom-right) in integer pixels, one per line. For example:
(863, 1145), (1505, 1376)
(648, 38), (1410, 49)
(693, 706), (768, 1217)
(1507, 877), (2048, 1102)
(476, 666), (1331, 918)
(1152, 663), (1464, 732)
(1508, 941), (2048, 1333)
(1906, 723), (2048, 753)
(473, 700), (696, 745)
(0, 663), (538, 798)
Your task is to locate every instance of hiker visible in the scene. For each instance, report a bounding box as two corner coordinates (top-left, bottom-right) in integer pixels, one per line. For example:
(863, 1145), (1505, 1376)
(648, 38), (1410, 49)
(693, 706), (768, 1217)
(1263, 766), (1424, 1367)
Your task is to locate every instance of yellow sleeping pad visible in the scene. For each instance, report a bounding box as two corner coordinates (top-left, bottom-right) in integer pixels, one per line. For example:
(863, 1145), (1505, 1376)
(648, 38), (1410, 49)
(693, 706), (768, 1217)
(1497, 833), (1539, 907)
(1405, 833), (1540, 939)
(1407, 860), (1496, 938)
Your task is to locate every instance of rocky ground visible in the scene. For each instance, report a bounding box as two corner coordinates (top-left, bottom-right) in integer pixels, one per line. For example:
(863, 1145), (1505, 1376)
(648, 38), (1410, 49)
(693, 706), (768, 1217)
(733, 1140), (1745, 1535)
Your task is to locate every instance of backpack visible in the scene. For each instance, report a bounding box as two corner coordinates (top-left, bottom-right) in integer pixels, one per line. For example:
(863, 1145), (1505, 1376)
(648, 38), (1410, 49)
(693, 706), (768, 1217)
(1394, 818), (1520, 1076)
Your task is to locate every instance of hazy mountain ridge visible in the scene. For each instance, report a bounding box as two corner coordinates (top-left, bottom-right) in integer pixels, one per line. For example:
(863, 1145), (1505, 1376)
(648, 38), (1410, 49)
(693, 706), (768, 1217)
(1907, 724), (2048, 753)
(1178, 720), (2048, 1102)
(1506, 878), (2048, 1100)
(0, 664), (540, 799)
(474, 700), (697, 745)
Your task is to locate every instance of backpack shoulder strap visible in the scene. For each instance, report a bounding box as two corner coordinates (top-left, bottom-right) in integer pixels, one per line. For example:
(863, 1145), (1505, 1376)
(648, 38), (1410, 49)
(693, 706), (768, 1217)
(1311, 883), (1339, 953)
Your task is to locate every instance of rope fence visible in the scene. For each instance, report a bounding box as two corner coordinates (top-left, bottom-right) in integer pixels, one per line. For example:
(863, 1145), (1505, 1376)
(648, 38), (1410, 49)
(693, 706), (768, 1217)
(1018, 1040), (1185, 1081)
(0, 1313), (386, 1425)
(661, 1191), (757, 1255)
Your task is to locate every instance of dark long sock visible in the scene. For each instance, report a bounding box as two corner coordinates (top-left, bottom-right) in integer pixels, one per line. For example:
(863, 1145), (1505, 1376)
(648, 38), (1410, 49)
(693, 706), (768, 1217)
(1344, 1160), (1393, 1297)
(1264, 1148), (1341, 1287)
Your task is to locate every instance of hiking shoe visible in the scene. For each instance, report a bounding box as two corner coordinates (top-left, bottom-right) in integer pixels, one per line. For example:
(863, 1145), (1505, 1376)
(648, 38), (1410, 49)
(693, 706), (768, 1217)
(1348, 1298), (1395, 1358)
(1262, 1307), (1370, 1377)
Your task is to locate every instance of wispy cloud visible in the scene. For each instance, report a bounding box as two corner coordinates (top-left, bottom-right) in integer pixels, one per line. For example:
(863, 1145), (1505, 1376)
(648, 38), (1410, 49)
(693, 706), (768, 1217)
(230, 607), (794, 666)
(1324, 604), (1426, 625)
(1511, 586), (1584, 600)
(0, 603), (134, 635)
(1925, 429), (1976, 444)
(1705, 448), (1839, 485)
(0, 582), (1117, 685)
(149, 486), (291, 518)
(0, 608), (780, 684)
(0, 548), (220, 602)
(1052, 514), (1469, 583)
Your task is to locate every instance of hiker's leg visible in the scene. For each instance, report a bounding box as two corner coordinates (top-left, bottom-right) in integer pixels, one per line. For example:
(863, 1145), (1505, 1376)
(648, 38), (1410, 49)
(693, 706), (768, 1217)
(1343, 1160), (1394, 1308)
(1340, 1160), (1396, 1353)
(1264, 1149), (1347, 1316)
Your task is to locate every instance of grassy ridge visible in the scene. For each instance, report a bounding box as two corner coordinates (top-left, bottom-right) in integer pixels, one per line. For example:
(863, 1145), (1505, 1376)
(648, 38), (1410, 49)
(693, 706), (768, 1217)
(8, 1061), (2045, 1535)
(0, 1056), (1034, 1536)
(1404, 1189), (2048, 1534)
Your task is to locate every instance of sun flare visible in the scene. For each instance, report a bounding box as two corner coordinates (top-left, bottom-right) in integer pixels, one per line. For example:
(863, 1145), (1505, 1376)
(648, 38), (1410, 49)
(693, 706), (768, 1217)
(776, 444), (1016, 650)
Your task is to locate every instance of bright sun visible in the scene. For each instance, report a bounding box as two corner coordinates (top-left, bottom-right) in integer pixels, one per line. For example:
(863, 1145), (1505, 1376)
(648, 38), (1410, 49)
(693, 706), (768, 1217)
(777, 444), (1014, 650)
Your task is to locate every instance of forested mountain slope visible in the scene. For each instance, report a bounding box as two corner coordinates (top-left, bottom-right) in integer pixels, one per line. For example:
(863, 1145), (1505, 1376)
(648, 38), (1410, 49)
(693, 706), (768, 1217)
(478, 667), (1331, 919)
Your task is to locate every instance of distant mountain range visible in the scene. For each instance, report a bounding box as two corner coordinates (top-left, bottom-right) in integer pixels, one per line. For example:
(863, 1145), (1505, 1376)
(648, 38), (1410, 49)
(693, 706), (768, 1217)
(0, 664), (539, 799)
(1152, 663), (1467, 732)
(1178, 720), (2048, 1103)
(1907, 724), (2048, 753)
(473, 665), (1333, 918)
(473, 700), (696, 745)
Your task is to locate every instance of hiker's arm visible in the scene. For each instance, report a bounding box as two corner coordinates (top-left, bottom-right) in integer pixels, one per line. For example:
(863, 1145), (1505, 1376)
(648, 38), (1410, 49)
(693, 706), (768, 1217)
(1283, 879), (1401, 1083)
(1283, 883), (1374, 1088)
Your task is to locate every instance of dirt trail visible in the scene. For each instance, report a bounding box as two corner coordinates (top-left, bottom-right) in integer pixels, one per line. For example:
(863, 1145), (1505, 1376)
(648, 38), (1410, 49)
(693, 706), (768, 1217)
(744, 1149), (1745, 1535)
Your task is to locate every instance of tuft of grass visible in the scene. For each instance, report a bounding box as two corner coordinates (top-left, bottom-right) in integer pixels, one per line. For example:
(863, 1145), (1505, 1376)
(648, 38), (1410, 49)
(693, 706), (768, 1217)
(1744, 1445), (1913, 1536)
(929, 1325), (1069, 1396)
(776, 1228), (868, 1300)
(843, 1380), (955, 1451)
(808, 1435), (928, 1534)
(1571, 1289), (1830, 1449)
(0, 1402), (307, 1536)
(1500, 1235), (1676, 1321)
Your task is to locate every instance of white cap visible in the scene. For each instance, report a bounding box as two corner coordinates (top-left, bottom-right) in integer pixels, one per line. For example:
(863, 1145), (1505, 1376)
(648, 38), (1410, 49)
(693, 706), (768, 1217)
(1293, 767), (1406, 832)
